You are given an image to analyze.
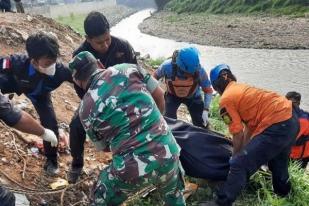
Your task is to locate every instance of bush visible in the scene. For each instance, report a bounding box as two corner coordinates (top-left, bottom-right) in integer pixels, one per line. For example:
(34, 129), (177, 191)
(165, 0), (309, 15)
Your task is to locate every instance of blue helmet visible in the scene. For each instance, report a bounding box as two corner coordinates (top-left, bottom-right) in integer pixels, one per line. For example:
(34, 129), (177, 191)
(210, 64), (231, 87)
(175, 47), (200, 74)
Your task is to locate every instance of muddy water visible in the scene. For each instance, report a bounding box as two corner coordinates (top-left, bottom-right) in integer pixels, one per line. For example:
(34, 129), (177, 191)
(111, 10), (309, 110)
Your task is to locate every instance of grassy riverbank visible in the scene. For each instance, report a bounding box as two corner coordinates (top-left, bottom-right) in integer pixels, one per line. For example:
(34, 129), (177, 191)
(147, 1), (309, 49)
(125, 91), (309, 205)
(125, 59), (309, 206)
(56, 6), (136, 35)
(139, 11), (309, 49)
(57, 13), (86, 34)
(166, 0), (309, 16)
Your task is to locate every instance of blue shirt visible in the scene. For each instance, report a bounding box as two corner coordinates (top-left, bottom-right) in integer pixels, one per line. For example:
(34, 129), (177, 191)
(155, 59), (212, 109)
(0, 54), (73, 102)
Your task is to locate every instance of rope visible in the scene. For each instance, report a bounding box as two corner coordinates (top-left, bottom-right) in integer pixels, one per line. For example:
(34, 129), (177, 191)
(1, 171), (93, 195)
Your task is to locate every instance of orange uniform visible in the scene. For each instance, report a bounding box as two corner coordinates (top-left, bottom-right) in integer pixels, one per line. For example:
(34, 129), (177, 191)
(297, 118), (309, 138)
(290, 110), (309, 159)
(219, 81), (292, 137)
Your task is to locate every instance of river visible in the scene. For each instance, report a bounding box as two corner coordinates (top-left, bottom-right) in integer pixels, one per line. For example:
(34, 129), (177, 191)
(111, 9), (309, 110)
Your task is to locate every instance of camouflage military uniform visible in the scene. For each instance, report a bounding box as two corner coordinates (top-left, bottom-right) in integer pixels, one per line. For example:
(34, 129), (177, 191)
(79, 63), (185, 206)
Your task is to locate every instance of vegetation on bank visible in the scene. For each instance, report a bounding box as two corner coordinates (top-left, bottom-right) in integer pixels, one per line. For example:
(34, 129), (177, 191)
(127, 59), (309, 205)
(57, 13), (86, 34)
(165, 0), (309, 16)
(126, 93), (309, 205)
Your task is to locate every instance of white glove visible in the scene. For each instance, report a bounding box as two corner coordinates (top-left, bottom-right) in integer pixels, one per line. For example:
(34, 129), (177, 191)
(42, 128), (58, 147)
(202, 110), (209, 126)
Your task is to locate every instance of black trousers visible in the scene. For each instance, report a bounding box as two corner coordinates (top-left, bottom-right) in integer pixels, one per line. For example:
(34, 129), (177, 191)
(69, 110), (86, 168)
(216, 111), (299, 206)
(0, 74), (59, 161)
(0, 186), (15, 206)
(0, 0), (11, 12)
(164, 93), (205, 127)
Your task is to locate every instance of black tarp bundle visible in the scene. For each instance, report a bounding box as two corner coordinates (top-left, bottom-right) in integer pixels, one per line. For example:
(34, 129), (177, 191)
(166, 117), (232, 181)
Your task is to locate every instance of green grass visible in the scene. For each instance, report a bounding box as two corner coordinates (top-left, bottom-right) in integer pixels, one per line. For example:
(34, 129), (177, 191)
(235, 162), (309, 206)
(56, 13), (86, 35)
(209, 95), (230, 136)
(166, 0), (309, 16)
(145, 57), (166, 68)
(125, 91), (309, 205)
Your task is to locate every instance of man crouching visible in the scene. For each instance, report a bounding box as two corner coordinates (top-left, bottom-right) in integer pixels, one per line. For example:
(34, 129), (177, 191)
(69, 51), (185, 206)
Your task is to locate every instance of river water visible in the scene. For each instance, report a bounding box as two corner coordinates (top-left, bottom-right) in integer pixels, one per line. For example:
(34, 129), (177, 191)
(111, 9), (309, 110)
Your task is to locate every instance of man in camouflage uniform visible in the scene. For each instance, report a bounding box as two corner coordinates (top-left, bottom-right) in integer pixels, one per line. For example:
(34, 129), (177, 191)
(69, 51), (186, 206)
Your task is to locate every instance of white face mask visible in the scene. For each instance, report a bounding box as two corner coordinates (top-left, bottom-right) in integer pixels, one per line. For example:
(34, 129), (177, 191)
(39, 63), (56, 76)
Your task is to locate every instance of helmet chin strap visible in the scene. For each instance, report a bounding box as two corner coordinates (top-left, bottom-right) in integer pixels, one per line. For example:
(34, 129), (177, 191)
(221, 71), (229, 80)
(171, 50), (178, 62)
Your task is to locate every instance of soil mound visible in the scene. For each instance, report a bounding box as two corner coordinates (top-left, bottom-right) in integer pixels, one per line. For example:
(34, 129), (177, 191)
(0, 13), (111, 206)
(0, 12), (82, 60)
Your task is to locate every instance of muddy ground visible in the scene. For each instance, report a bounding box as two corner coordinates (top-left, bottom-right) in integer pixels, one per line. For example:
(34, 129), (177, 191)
(139, 11), (309, 49)
(0, 6), (135, 206)
(0, 7), (194, 205)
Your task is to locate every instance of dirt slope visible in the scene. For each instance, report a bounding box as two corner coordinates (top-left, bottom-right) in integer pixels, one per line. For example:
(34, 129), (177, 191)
(0, 13), (112, 206)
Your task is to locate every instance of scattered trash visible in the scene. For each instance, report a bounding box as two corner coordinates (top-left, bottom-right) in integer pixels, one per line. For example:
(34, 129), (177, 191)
(34, 140), (44, 154)
(14, 193), (30, 206)
(50, 178), (69, 190)
(1, 157), (8, 164)
(30, 147), (39, 158)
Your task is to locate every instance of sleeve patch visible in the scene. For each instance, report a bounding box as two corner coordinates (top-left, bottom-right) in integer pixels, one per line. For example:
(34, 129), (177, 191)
(1, 58), (11, 70)
(220, 107), (232, 125)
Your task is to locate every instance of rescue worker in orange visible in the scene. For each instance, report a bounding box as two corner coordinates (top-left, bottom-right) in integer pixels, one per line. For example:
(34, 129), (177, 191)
(153, 46), (213, 128)
(286, 91), (309, 169)
(205, 64), (299, 206)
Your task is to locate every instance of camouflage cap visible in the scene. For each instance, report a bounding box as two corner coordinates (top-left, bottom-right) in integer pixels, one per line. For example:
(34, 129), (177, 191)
(69, 51), (98, 81)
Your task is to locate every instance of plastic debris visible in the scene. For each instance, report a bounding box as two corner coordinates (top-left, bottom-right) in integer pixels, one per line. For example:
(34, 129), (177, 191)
(30, 147), (39, 157)
(14, 193), (30, 206)
(1, 157), (8, 164)
(50, 178), (69, 190)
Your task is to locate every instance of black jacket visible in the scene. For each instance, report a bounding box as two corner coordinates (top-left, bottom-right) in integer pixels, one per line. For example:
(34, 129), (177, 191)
(0, 54), (73, 144)
(0, 54), (73, 101)
(73, 36), (137, 98)
(0, 0), (11, 11)
(0, 91), (21, 127)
